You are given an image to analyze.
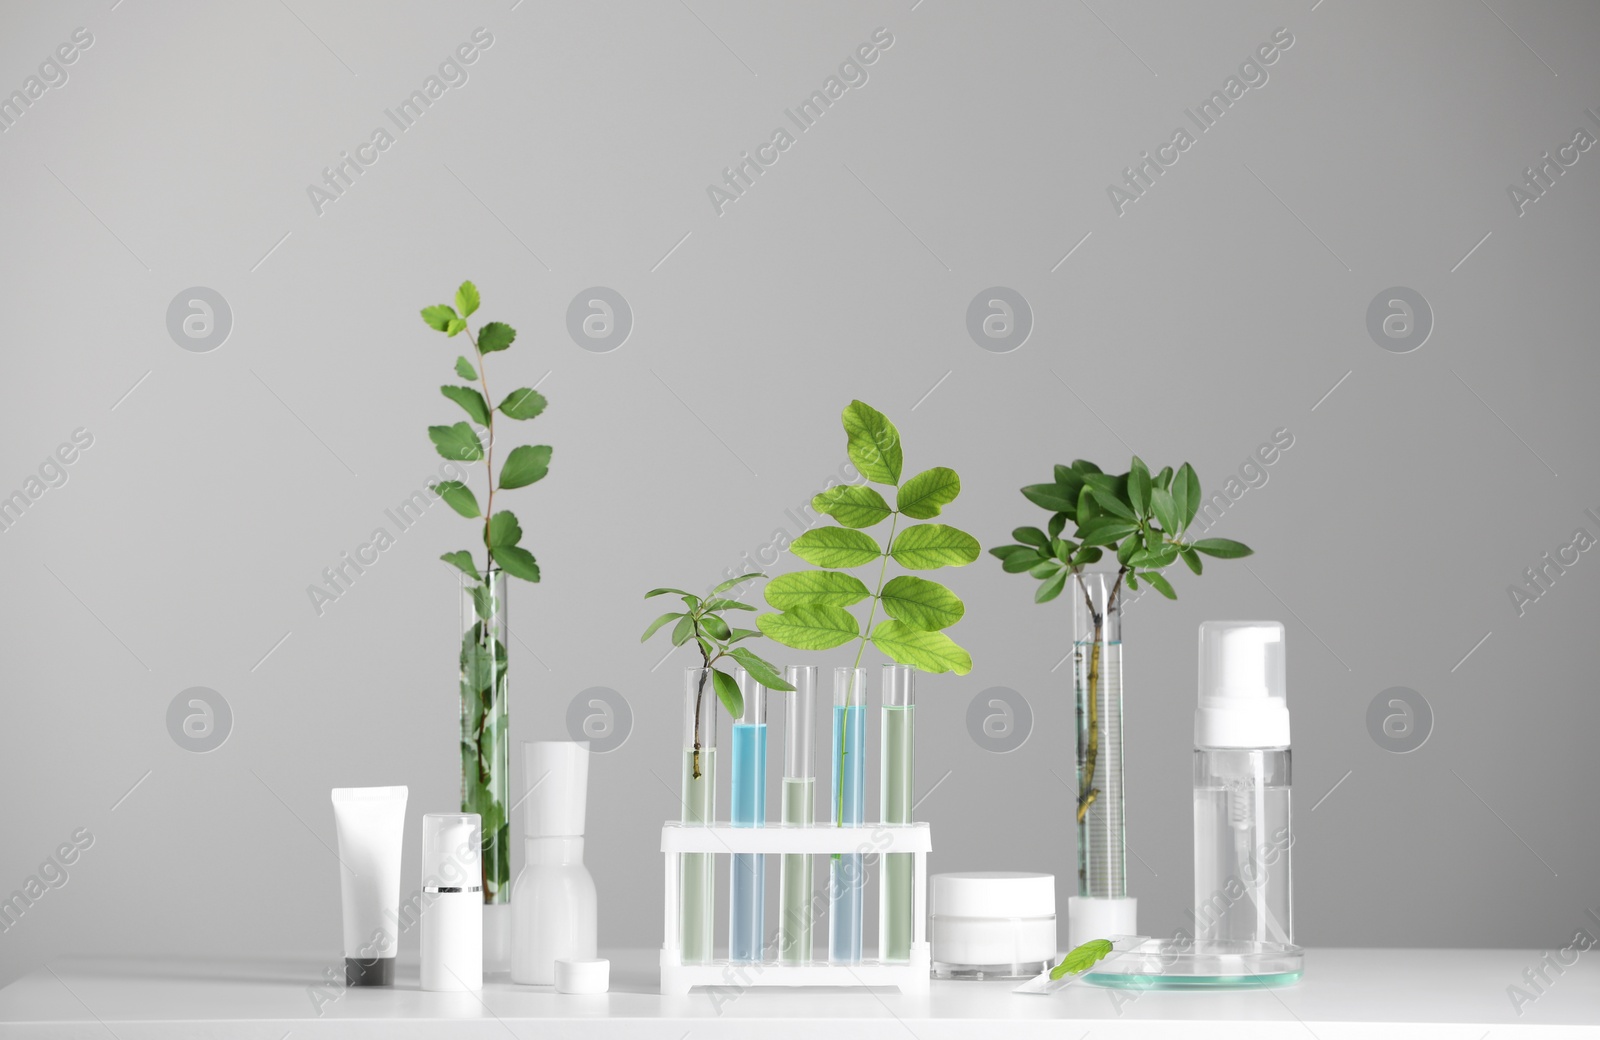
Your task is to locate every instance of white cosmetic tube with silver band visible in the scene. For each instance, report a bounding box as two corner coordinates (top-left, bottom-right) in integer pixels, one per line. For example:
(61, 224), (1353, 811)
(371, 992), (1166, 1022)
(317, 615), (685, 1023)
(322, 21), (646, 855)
(331, 786), (408, 987)
(421, 812), (483, 991)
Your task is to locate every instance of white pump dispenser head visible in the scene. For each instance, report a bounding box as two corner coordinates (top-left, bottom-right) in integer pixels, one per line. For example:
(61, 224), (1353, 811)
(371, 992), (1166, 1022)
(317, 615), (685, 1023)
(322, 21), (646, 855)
(1195, 621), (1289, 748)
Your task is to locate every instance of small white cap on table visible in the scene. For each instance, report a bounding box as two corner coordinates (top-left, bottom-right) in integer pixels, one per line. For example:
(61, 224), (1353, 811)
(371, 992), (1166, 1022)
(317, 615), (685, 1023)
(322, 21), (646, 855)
(555, 957), (609, 994)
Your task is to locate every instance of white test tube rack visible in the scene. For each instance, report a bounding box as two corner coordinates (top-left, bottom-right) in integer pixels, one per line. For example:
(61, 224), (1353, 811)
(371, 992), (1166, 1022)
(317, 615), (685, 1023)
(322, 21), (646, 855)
(659, 821), (932, 994)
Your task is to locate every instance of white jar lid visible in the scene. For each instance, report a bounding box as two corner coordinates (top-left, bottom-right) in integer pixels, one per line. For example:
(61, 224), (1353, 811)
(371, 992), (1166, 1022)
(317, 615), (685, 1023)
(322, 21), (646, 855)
(932, 871), (1054, 919)
(555, 957), (610, 994)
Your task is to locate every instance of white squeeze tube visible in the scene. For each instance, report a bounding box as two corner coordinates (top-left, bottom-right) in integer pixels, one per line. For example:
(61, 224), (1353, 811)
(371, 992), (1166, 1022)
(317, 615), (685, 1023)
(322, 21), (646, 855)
(331, 786), (409, 987)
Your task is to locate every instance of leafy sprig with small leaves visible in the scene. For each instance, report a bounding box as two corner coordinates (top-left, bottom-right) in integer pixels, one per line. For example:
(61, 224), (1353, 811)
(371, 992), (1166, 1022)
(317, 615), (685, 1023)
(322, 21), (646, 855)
(642, 573), (795, 779)
(419, 281), (550, 586)
(990, 456), (1252, 610)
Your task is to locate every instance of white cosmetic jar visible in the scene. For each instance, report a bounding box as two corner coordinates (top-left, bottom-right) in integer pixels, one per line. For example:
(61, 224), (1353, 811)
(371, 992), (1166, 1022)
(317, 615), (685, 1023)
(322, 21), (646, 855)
(930, 871), (1056, 980)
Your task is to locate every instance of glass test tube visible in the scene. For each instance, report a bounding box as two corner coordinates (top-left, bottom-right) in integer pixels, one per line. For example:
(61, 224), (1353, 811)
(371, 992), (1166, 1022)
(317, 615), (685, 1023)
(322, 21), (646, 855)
(778, 665), (816, 964)
(879, 664), (915, 962)
(829, 666), (867, 964)
(680, 667), (718, 964)
(728, 670), (767, 963)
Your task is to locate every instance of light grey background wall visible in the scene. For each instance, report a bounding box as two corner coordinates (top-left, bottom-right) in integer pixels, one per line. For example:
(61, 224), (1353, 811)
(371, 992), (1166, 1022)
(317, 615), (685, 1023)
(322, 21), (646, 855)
(1, 0), (1597, 990)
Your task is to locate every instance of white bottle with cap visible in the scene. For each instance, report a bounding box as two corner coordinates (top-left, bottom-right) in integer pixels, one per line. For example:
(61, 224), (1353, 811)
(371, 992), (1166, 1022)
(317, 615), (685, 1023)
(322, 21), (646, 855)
(420, 812), (484, 991)
(511, 741), (598, 985)
(1193, 621), (1294, 950)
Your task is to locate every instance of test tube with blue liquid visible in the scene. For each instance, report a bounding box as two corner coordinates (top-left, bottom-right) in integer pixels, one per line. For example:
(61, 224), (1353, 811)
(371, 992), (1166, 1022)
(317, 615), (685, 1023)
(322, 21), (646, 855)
(829, 666), (867, 964)
(728, 669), (767, 963)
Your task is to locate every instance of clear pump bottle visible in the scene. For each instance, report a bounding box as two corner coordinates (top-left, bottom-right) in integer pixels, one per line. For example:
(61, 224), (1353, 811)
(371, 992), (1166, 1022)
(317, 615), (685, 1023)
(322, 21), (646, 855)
(1193, 622), (1297, 959)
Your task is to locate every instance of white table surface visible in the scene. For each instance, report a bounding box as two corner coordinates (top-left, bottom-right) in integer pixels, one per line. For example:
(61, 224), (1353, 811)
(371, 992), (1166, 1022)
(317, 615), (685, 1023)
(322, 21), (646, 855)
(1, 948), (1595, 1038)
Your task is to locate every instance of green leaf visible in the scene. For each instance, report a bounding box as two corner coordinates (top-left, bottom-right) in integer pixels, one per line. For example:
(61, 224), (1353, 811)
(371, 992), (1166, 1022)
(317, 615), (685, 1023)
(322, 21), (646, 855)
(1000, 549), (1046, 573)
(644, 587), (693, 599)
(440, 385), (491, 426)
(1030, 559), (1063, 579)
(704, 598), (757, 612)
(434, 480), (481, 518)
(428, 422), (484, 462)
(764, 570), (872, 610)
(791, 528), (882, 569)
(455, 281), (480, 318)
(1035, 568), (1069, 603)
(757, 606), (860, 651)
(879, 576), (965, 631)
(441, 551), (481, 581)
(1129, 543), (1179, 569)
(487, 511), (522, 548)
(841, 400), (902, 485)
(499, 445), (552, 489)
(491, 543), (540, 582)
(869, 619), (972, 675)
(1051, 939), (1114, 980)
(1190, 538), (1253, 559)
(1076, 484), (1101, 526)
(671, 615), (695, 646)
(478, 321), (516, 353)
(1150, 486), (1180, 534)
(1126, 571), (1140, 590)
(898, 467), (961, 520)
(1154, 465), (1173, 490)
(890, 524), (981, 570)
(1077, 518), (1139, 546)
(1071, 459), (1103, 475)
(701, 614), (731, 640)
(728, 647), (795, 691)
(812, 485), (892, 529)
(1021, 483), (1076, 512)
(1116, 534), (1139, 566)
(1012, 526), (1050, 549)
(1175, 463), (1201, 530)
(1089, 484), (1136, 521)
(640, 611), (684, 642)
(1073, 546), (1103, 566)
(1052, 538), (1075, 563)
(1180, 547), (1203, 575)
(446, 318), (466, 337)
(421, 304), (456, 331)
(1128, 456), (1151, 516)
(712, 668), (743, 718)
(1143, 570), (1177, 599)
(1047, 513), (1069, 539)
(711, 573), (764, 595)
(455, 356), (478, 380)
(499, 388), (548, 420)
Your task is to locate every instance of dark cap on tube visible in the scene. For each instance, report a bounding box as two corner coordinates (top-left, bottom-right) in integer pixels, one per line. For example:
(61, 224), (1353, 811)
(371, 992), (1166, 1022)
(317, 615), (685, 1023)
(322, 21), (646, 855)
(345, 956), (395, 987)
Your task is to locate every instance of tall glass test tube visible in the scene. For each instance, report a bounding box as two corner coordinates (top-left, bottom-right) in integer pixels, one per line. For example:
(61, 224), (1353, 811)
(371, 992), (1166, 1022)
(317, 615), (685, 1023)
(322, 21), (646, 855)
(778, 665), (816, 965)
(1073, 571), (1126, 903)
(680, 668), (718, 964)
(728, 670), (767, 963)
(829, 666), (867, 964)
(879, 664), (915, 962)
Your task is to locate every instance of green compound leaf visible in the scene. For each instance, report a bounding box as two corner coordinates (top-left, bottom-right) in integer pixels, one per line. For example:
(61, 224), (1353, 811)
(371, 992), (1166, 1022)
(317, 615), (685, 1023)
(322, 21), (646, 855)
(1189, 537), (1253, 559)
(440, 385), (491, 426)
(455, 281), (480, 318)
(728, 647), (795, 691)
(1051, 938), (1114, 980)
(478, 321), (516, 353)
(897, 467), (961, 520)
(842, 400), (902, 486)
(712, 668), (744, 719)
(889, 524), (981, 570)
(811, 484), (892, 529)
(433, 480), (481, 519)
(428, 422), (484, 463)
(499, 387), (548, 420)
(869, 619), (972, 675)
(757, 605), (860, 651)
(499, 445), (552, 490)
(492, 543), (541, 582)
(764, 570), (872, 610)
(421, 304), (456, 331)
(791, 527), (882, 569)
(446, 318), (466, 337)
(879, 575), (964, 631)
(487, 511), (522, 548)
(455, 356), (478, 380)
(441, 550), (481, 581)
